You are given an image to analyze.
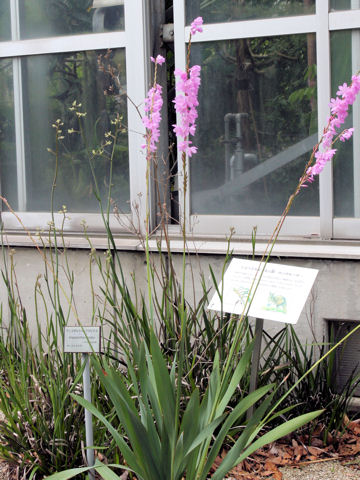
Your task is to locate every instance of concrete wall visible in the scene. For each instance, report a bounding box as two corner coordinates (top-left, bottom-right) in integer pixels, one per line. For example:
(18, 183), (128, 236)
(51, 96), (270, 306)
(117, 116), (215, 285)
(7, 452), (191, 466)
(1, 246), (360, 349)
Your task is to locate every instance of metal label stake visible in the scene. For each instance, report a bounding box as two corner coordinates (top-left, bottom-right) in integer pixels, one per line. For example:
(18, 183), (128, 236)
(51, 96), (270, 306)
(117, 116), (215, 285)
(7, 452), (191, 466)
(64, 326), (101, 480)
(82, 353), (95, 480)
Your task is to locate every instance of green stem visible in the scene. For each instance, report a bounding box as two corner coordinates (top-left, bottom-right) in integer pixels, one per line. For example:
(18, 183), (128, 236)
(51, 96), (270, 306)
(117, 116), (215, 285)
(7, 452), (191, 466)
(144, 61), (160, 329)
(145, 157), (154, 327)
(180, 152), (187, 337)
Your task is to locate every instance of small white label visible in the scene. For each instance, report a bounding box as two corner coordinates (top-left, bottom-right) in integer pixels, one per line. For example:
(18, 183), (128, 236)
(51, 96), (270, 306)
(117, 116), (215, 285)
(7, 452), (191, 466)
(64, 326), (101, 353)
(208, 259), (318, 324)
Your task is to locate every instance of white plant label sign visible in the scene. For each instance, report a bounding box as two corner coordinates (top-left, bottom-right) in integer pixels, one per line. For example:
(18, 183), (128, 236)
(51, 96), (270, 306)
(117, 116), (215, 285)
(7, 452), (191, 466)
(208, 258), (318, 324)
(64, 326), (101, 353)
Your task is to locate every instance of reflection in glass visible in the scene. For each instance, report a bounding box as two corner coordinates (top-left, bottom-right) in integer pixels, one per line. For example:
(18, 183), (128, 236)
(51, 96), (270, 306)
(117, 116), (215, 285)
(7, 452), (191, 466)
(330, 0), (359, 11)
(0, 59), (17, 209)
(0, 0), (11, 41)
(190, 35), (318, 216)
(186, 0), (315, 24)
(21, 49), (129, 213)
(19, 0), (124, 39)
(331, 30), (360, 218)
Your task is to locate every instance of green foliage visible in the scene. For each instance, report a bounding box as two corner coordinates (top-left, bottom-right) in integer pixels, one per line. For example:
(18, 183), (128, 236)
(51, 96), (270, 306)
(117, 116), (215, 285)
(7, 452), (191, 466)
(186, 0), (315, 24)
(20, 0), (93, 39)
(0, 31), (340, 478)
(0, 242), (118, 479)
(259, 325), (360, 441)
(46, 330), (322, 480)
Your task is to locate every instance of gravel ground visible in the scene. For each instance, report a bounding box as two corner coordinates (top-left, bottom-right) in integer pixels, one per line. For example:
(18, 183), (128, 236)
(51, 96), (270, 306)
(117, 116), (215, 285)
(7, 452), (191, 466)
(0, 462), (9, 480)
(280, 460), (360, 480)
(0, 460), (358, 480)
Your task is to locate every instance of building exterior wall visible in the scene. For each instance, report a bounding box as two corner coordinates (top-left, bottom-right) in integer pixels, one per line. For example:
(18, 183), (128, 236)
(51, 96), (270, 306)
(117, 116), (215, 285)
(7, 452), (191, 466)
(1, 246), (359, 349)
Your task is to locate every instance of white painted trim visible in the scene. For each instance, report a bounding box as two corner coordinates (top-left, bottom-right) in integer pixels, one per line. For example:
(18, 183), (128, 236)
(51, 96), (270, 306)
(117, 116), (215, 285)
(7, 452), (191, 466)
(12, 58), (27, 211)
(10, 0), (20, 42)
(329, 10), (360, 31)
(186, 15), (318, 43)
(334, 218), (360, 239)
(148, 236), (360, 260)
(352, 27), (360, 217)
(4, 230), (360, 260)
(0, 31), (127, 58)
(316, 0), (333, 239)
(188, 215), (320, 238)
(1, 211), (132, 233)
(124, 0), (148, 235)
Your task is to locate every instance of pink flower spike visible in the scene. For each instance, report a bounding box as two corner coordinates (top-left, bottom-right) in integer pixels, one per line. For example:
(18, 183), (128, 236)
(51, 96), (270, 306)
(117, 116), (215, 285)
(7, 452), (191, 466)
(190, 16), (203, 35)
(172, 63), (201, 159)
(142, 83), (163, 154)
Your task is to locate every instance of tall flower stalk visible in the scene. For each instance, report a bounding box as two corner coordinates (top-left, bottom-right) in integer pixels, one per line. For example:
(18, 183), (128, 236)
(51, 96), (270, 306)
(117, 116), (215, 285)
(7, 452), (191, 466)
(141, 54), (165, 326)
(172, 17), (203, 334)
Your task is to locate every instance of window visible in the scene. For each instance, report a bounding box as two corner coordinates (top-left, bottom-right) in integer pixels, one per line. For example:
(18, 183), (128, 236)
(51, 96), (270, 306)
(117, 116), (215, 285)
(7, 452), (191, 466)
(0, 0), (147, 233)
(171, 1), (360, 240)
(2, 1), (360, 243)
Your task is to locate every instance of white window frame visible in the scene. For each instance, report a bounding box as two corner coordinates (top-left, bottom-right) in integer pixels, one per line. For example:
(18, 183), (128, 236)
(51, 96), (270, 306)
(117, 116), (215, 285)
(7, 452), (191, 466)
(173, 0), (360, 240)
(2, 1), (360, 245)
(0, 0), (149, 235)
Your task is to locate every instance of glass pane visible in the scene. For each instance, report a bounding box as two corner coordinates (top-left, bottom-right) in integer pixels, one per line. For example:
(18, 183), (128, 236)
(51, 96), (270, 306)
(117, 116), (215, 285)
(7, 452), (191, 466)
(186, 0), (315, 24)
(330, 0), (360, 11)
(331, 30), (360, 218)
(0, 59), (17, 209)
(19, 0), (124, 40)
(0, 0), (11, 41)
(190, 35), (318, 216)
(21, 49), (129, 213)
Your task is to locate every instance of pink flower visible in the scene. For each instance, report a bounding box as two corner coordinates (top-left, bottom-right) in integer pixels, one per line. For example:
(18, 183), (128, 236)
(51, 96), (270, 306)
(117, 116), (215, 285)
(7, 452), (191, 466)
(306, 74), (360, 182)
(190, 17), (203, 35)
(340, 128), (354, 141)
(150, 55), (165, 65)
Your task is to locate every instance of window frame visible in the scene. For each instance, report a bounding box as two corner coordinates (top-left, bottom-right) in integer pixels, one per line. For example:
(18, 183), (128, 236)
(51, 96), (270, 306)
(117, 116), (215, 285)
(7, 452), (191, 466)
(2, 1), (360, 245)
(173, 0), (360, 241)
(0, 0), (149, 235)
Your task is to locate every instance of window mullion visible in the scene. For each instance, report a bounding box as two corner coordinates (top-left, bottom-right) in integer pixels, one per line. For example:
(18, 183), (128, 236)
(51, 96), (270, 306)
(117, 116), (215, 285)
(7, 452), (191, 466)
(0, 32), (127, 59)
(12, 58), (26, 211)
(124, 0), (148, 234)
(351, 1), (360, 217)
(317, 0), (333, 239)
(11, 0), (27, 211)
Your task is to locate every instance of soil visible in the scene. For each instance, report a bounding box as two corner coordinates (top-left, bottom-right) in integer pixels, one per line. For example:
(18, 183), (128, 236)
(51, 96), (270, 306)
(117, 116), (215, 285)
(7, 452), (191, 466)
(0, 409), (359, 479)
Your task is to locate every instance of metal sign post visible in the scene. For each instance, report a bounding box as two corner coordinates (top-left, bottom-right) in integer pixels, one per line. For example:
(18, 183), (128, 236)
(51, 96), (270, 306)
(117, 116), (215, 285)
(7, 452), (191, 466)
(208, 258), (319, 421)
(82, 353), (95, 480)
(64, 326), (101, 480)
(247, 317), (264, 420)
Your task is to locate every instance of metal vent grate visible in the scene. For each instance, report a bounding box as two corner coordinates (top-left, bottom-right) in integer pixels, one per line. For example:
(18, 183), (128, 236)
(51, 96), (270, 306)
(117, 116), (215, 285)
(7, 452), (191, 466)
(328, 320), (360, 397)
